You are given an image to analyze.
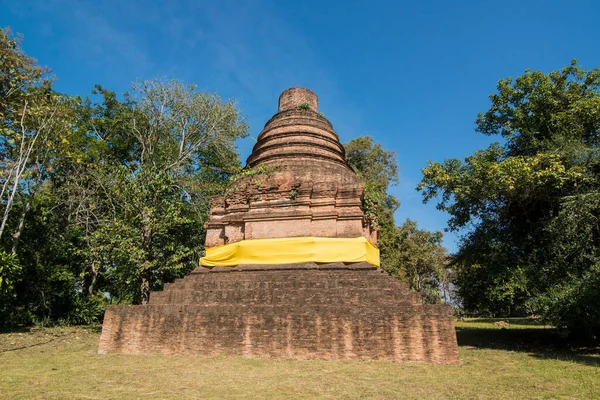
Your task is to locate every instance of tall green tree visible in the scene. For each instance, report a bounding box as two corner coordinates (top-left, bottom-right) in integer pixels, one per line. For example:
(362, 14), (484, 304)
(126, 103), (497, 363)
(62, 79), (248, 304)
(0, 28), (84, 326)
(0, 28), (73, 250)
(394, 219), (448, 304)
(345, 137), (449, 303)
(419, 61), (600, 339)
(344, 136), (400, 267)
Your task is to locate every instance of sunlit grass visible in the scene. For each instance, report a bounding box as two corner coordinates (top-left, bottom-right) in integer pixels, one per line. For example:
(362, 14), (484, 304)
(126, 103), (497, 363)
(0, 319), (598, 399)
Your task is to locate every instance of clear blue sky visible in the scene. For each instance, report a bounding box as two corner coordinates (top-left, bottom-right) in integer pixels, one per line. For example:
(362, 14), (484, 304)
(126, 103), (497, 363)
(2, 0), (599, 252)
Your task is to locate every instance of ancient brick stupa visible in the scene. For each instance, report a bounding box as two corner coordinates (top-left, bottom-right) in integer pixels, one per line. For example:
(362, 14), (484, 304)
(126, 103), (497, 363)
(99, 88), (460, 364)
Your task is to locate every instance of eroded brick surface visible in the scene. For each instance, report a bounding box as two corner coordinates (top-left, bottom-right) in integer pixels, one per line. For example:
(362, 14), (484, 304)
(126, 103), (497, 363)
(99, 263), (459, 364)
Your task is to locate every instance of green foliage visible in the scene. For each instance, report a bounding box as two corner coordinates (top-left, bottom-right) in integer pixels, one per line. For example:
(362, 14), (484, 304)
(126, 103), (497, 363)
(0, 27), (51, 119)
(345, 137), (399, 194)
(528, 193), (600, 339)
(61, 78), (248, 305)
(66, 294), (107, 325)
(345, 136), (399, 227)
(298, 102), (311, 110)
(344, 135), (399, 239)
(344, 137), (449, 303)
(419, 61), (600, 340)
(0, 250), (22, 324)
(93, 167), (203, 303)
(384, 219), (449, 303)
(0, 250), (21, 295)
(0, 27), (74, 248)
(345, 136), (403, 269)
(229, 165), (274, 183)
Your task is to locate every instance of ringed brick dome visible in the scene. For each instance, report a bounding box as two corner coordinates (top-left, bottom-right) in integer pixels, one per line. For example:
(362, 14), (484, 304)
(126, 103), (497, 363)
(246, 87), (349, 169)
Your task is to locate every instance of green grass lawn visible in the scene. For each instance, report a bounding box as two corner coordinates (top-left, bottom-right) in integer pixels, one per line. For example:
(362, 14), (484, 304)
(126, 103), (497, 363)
(0, 318), (598, 399)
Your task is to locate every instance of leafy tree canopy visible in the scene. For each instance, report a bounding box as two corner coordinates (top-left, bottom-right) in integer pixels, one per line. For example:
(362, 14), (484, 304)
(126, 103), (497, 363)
(419, 61), (600, 340)
(345, 137), (449, 303)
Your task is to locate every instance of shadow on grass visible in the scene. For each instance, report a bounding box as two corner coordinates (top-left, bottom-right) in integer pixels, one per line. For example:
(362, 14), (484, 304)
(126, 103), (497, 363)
(461, 317), (547, 326)
(456, 325), (600, 367)
(0, 326), (32, 334)
(0, 324), (102, 334)
(0, 338), (56, 353)
(87, 325), (103, 334)
(0, 324), (102, 353)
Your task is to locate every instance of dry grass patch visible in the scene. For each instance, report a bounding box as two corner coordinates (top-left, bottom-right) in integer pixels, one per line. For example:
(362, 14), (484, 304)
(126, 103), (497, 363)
(0, 319), (598, 399)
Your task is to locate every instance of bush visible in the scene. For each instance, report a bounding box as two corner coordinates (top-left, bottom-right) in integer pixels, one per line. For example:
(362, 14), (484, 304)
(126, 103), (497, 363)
(0, 250), (24, 327)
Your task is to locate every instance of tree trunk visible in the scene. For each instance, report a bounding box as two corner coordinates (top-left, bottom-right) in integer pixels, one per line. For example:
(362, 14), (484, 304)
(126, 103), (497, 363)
(140, 210), (153, 305)
(0, 173), (21, 240)
(140, 273), (150, 305)
(11, 195), (32, 255)
(87, 264), (99, 296)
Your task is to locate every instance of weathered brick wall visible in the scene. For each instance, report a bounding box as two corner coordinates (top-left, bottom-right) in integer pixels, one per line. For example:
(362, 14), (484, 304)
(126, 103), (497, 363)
(99, 263), (459, 364)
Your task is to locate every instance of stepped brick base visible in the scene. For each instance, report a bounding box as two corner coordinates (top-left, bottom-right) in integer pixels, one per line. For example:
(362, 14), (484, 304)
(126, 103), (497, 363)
(98, 263), (460, 364)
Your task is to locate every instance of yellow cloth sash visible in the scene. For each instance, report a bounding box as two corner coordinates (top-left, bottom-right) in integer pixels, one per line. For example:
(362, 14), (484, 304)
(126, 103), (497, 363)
(200, 236), (380, 267)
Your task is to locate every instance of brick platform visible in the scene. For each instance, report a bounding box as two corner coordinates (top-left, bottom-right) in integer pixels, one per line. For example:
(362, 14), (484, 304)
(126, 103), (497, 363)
(99, 262), (459, 364)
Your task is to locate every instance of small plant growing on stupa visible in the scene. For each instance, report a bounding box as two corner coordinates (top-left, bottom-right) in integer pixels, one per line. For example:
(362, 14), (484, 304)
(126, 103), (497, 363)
(289, 189), (298, 200)
(362, 190), (380, 228)
(298, 102), (311, 110)
(228, 165), (275, 183)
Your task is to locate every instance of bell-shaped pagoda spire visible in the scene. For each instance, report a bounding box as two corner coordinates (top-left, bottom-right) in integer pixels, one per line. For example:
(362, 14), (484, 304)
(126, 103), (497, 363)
(204, 88), (377, 250)
(247, 87), (349, 169)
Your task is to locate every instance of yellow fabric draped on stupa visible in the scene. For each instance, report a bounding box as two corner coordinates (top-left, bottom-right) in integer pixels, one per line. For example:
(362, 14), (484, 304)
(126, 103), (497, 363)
(200, 236), (379, 267)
